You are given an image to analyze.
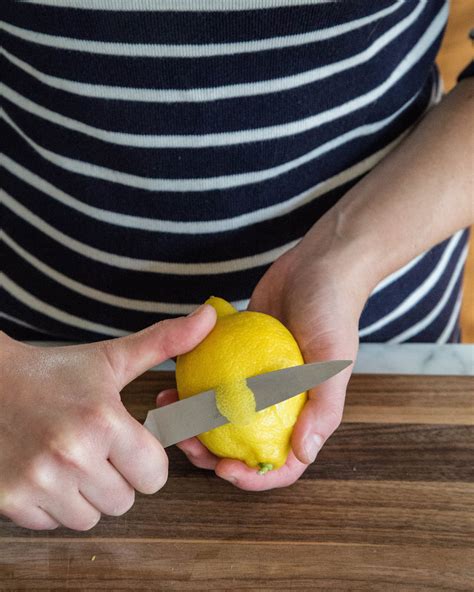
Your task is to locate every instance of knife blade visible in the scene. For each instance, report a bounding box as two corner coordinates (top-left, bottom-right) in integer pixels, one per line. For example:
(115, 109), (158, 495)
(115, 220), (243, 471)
(144, 359), (351, 447)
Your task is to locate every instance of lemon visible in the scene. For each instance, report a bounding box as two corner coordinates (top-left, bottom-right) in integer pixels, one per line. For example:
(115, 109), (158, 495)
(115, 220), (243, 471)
(176, 297), (307, 472)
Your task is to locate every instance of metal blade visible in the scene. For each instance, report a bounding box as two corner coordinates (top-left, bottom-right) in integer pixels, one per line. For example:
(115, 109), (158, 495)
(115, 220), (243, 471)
(144, 389), (226, 448)
(144, 359), (352, 447)
(247, 360), (352, 412)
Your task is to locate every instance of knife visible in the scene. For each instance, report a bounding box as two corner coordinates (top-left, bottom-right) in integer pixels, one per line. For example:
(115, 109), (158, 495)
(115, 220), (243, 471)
(144, 359), (351, 447)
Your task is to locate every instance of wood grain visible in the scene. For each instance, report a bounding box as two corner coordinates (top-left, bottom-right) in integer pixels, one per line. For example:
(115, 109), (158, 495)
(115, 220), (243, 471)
(120, 372), (474, 425)
(342, 374), (474, 425)
(1, 541), (472, 591)
(1, 372), (473, 590)
(2, 478), (472, 547)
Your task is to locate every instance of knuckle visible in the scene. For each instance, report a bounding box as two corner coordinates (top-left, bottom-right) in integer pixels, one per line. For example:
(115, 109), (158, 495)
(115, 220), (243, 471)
(99, 338), (123, 379)
(24, 458), (55, 490)
(47, 437), (87, 472)
(84, 402), (119, 435)
(45, 405), (118, 471)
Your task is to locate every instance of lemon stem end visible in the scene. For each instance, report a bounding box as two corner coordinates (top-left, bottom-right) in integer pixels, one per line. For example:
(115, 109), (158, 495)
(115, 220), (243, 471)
(257, 462), (274, 475)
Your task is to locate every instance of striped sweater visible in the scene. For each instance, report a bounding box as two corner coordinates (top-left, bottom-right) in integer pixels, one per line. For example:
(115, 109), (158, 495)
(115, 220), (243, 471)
(1, 0), (471, 343)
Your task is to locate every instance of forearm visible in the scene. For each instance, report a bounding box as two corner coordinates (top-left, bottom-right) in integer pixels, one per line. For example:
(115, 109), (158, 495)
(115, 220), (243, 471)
(301, 78), (473, 305)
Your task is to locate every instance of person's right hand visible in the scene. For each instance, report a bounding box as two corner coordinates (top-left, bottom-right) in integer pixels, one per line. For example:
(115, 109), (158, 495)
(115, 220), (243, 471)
(0, 305), (216, 531)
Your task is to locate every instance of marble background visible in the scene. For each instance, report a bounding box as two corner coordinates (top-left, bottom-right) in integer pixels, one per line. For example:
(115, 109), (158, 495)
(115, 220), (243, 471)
(28, 342), (474, 376)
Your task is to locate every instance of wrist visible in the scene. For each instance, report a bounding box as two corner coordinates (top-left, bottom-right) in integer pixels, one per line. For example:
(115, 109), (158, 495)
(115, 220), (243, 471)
(298, 77), (473, 303)
(294, 206), (384, 317)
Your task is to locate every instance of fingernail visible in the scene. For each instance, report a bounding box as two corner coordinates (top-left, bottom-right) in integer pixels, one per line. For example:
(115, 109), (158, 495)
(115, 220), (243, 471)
(303, 434), (323, 464)
(188, 304), (205, 317)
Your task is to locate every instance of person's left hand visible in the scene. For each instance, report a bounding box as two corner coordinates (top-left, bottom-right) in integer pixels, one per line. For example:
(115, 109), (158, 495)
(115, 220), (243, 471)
(157, 237), (368, 491)
(160, 77), (474, 490)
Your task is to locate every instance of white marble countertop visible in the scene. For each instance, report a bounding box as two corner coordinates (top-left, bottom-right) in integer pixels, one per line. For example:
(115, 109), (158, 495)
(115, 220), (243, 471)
(27, 342), (474, 376)
(354, 343), (473, 376)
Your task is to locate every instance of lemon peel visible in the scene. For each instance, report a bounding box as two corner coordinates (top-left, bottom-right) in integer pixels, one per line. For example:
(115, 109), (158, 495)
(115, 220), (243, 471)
(215, 379), (257, 426)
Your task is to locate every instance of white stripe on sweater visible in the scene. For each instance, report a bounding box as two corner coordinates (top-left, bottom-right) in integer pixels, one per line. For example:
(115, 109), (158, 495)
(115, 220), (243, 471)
(1, 93), (416, 191)
(359, 230), (465, 338)
(2, 231), (247, 314)
(2, 191), (300, 274)
(17, 1), (380, 12)
(0, 4), (443, 151)
(1, 1), (431, 103)
(1, 80), (419, 150)
(371, 252), (426, 296)
(2, 231), (208, 313)
(389, 246), (468, 343)
(1, 137), (404, 233)
(436, 292), (463, 344)
(1, 273), (127, 337)
(0, 311), (51, 333)
(0, 3), (403, 57)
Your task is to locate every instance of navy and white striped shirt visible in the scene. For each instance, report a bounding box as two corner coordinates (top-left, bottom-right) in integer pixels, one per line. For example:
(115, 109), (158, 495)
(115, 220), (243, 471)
(1, 0), (471, 343)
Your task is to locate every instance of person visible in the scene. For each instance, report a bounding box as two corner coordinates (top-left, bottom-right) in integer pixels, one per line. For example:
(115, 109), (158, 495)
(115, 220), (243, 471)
(1, 0), (473, 531)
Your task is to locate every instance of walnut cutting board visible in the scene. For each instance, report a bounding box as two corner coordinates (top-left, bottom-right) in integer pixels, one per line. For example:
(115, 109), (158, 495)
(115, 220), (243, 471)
(1, 372), (473, 591)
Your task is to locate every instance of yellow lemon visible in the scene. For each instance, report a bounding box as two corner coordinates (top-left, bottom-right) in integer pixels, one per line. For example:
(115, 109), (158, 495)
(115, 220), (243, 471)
(175, 297), (307, 473)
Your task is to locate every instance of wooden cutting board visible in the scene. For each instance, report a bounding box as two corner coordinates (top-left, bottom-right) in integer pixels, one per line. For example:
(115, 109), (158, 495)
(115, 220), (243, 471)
(1, 373), (473, 591)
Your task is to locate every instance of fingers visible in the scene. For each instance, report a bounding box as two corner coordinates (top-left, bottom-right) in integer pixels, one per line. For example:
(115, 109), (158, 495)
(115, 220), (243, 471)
(5, 468), (133, 531)
(6, 479), (101, 531)
(108, 413), (169, 495)
(291, 367), (352, 464)
(156, 390), (219, 470)
(176, 437), (219, 470)
(79, 461), (135, 517)
(100, 304), (217, 388)
(216, 451), (308, 492)
(2, 506), (60, 531)
(155, 389), (179, 407)
(1, 400), (167, 531)
(42, 491), (101, 531)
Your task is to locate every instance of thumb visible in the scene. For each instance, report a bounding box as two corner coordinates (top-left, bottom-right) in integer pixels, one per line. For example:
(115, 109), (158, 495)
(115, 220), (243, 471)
(289, 328), (356, 465)
(100, 304), (216, 388)
(291, 368), (352, 464)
